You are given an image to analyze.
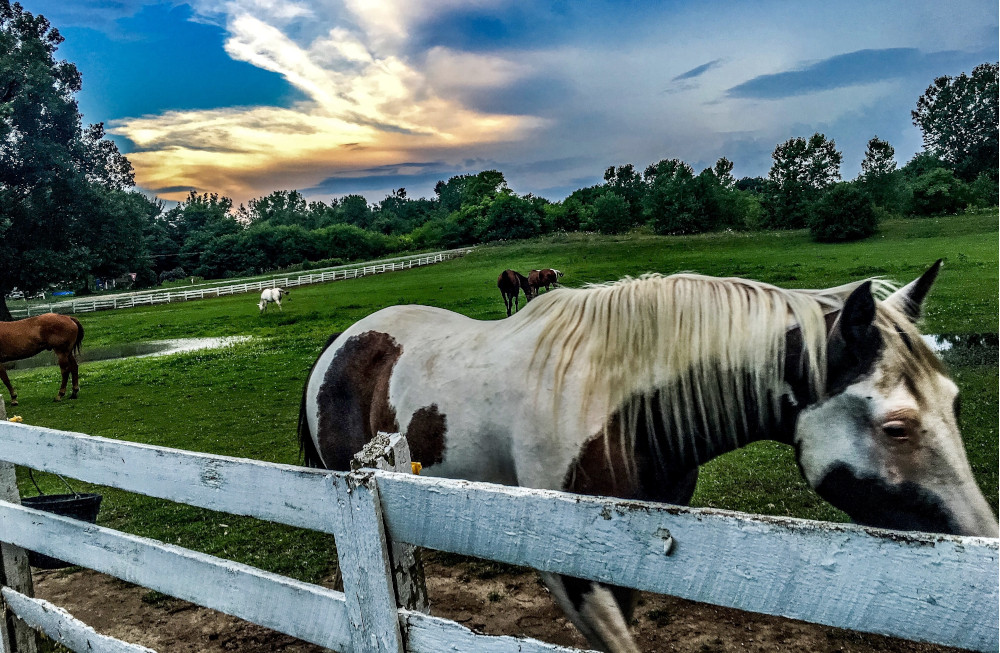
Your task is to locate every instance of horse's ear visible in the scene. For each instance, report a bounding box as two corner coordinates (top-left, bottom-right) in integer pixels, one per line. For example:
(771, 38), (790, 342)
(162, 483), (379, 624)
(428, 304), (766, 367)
(826, 281), (881, 393)
(885, 259), (942, 322)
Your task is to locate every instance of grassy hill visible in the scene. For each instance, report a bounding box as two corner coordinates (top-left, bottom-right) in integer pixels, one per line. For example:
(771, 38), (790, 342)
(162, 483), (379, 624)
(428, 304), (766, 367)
(7, 208), (997, 582)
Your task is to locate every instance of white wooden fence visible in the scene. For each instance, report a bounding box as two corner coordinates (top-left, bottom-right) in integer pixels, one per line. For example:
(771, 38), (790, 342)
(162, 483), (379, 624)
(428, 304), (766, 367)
(0, 413), (996, 652)
(8, 249), (470, 319)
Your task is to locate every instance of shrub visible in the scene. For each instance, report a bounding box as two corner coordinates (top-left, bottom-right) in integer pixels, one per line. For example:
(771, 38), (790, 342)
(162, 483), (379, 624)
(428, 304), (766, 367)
(807, 183), (879, 242)
(908, 168), (969, 215)
(592, 192), (632, 234)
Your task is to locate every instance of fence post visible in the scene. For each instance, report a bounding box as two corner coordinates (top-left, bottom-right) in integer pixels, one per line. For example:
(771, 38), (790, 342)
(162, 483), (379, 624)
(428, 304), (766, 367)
(352, 433), (429, 614)
(0, 397), (38, 653)
(330, 448), (405, 652)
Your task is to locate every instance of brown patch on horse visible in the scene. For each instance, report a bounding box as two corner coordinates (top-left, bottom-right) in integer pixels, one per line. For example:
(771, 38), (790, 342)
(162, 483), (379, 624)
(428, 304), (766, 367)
(405, 404), (447, 467)
(315, 331), (402, 470)
(563, 410), (698, 504)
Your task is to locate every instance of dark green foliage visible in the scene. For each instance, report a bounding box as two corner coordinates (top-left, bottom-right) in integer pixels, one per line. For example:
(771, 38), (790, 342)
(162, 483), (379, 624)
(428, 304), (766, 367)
(482, 191), (542, 241)
(807, 183), (879, 242)
(591, 192), (632, 234)
(859, 136), (902, 211)
(603, 164), (645, 224)
(908, 168), (969, 215)
(0, 1), (145, 318)
(762, 133), (843, 229)
(912, 62), (999, 182)
(969, 172), (1000, 208)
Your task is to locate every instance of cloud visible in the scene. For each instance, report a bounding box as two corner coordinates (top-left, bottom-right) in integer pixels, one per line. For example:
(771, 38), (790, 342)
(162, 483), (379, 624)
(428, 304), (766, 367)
(109, 0), (545, 203)
(672, 59), (723, 82)
(726, 48), (975, 99)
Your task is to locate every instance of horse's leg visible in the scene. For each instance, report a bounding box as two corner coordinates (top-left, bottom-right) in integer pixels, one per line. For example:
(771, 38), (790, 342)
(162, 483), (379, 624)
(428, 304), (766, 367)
(0, 364), (17, 406)
(277, 299), (283, 312)
(69, 353), (80, 399)
(540, 574), (639, 653)
(54, 351), (70, 401)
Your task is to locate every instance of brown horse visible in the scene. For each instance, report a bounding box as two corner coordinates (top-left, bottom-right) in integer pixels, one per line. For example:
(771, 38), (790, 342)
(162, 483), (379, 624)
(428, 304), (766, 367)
(0, 313), (84, 405)
(497, 269), (534, 316)
(528, 268), (563, 294)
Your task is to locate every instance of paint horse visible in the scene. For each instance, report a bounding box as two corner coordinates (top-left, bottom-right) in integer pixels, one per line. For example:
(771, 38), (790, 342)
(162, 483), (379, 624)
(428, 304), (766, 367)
(497, 269), (534, 317)
(0, 313), (84, 405)
(528, 268), (563, 294)
(258, 287), (289, 314)
(299, 262), (997, 653)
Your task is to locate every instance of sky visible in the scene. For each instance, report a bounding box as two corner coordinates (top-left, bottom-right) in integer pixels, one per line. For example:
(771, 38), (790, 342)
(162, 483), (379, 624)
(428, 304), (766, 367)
(23, 0), (999, 206)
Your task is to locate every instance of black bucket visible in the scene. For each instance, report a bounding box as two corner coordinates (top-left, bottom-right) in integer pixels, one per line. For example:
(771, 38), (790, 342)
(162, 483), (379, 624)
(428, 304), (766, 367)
(21, 472), (102, 569)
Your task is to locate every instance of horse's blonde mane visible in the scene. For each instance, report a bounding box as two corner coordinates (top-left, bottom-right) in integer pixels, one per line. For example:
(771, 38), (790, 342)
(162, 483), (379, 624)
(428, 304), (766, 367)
(521, 272), (902, 467)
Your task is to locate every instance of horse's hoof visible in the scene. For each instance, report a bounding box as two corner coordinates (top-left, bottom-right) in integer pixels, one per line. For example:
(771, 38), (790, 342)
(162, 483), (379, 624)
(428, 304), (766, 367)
(10, 399), (17, 407)
(54, 396), (63, 402)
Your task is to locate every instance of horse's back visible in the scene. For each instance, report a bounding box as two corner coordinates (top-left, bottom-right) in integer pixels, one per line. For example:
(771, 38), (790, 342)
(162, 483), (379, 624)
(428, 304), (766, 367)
(0, 313), (79, 360)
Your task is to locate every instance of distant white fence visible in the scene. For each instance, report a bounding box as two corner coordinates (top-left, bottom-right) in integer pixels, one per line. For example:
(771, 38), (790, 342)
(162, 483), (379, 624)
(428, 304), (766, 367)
(0, 415), (996, 652)
(8, 249), (470, 319)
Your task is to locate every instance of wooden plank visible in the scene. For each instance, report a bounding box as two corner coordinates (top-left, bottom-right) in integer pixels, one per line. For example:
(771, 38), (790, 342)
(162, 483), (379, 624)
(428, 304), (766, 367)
(376, 473), (999, 652)
(353, 434), (428, 614)
(1, 589), (155, 653)
(0, 398), (37, 653)
(0, 423), (338, 534)
(401, 610), (589, 653)
(330, 470), (405, 653)
(0, 501), (351, 651)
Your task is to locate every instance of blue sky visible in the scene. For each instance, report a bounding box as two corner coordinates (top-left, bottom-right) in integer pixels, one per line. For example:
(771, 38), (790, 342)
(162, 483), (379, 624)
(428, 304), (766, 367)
(23, 0), (998, 204)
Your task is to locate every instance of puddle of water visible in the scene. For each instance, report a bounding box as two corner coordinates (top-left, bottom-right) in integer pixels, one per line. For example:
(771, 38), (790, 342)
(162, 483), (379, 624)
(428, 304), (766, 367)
(923, 333), (998, 366)
(3, 336), (251, 371)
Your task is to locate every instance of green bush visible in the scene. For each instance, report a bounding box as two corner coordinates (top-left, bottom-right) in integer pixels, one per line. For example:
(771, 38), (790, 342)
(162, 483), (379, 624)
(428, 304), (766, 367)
(968, 171), (999, 208)
(807, 183), (880, 242)
(592, 192), (632, 234)
(909, 168), (969, 215)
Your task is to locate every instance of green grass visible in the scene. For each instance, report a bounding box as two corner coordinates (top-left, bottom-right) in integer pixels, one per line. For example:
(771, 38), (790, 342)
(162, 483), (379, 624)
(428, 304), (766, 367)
(7, 208), (997, 583)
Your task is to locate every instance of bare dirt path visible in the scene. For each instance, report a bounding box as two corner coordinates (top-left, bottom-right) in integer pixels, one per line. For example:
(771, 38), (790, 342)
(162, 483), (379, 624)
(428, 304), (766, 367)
(32, 553), (964, 653)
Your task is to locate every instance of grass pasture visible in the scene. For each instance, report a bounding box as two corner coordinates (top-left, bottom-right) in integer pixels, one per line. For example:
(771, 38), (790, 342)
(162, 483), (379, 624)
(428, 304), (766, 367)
(6, 209), (998, 585)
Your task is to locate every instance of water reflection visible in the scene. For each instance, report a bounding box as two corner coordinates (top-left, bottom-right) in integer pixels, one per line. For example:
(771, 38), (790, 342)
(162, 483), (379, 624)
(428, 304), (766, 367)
(3, 336), (251, 371)
(923, 333), (998, 366)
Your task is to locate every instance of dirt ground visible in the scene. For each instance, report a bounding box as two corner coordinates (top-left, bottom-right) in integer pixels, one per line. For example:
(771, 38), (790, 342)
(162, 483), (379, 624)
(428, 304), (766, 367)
(31, 553), (967, 653)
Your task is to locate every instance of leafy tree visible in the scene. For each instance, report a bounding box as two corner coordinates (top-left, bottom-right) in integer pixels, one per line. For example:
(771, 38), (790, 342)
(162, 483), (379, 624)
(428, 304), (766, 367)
(482, 191), (541, 241)
(0, 1), (146, 318)
(859, 136), (900, 210)
(908, 168), (968, 216)
(462, 170), (507, 206)
(592, 192), (631, 234)
(337, 194), (373, 229)
(712, 157), (736, 189)
(603, 163), (645, 224)
(912, 63), (999, 181)
(248, 190), (308, 227)
(762, 133), (842, 229)
(642, 159), (714, 234)
(807, 183), (879, 242)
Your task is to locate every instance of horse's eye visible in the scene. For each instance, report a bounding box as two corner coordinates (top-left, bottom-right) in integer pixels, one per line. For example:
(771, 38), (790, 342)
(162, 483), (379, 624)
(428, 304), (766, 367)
(881, 421), (909, 440)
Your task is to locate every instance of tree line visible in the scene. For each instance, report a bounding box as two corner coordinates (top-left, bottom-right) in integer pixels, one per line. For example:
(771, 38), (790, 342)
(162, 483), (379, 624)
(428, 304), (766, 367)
(1, 1), (997, 319)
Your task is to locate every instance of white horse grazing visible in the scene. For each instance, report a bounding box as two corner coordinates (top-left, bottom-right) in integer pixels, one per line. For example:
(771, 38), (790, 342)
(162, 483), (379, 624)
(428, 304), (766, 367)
(258, 288), (289, 313)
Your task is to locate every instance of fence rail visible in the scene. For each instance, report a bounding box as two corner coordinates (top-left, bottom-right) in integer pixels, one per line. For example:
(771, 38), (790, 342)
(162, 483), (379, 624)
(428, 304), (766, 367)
(0, 416), (996, 653)
(8, 249), (471, 319)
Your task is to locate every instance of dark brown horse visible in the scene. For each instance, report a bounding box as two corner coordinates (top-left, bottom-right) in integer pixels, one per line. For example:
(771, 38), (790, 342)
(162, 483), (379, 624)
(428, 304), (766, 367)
(528, 268), (563, 294)
(497, 269), (534, 316)
(0, 313), (84, 405)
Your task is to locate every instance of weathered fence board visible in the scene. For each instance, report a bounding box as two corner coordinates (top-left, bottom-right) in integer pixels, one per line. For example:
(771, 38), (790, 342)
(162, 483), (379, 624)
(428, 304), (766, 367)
(1, 589), (155, 653)
(0, 423), (337, 534)
(0, 398), (36, 653)
(401, 611), (590, 653)
(376, 473), (999, 652)
(0, 502), (353, 652)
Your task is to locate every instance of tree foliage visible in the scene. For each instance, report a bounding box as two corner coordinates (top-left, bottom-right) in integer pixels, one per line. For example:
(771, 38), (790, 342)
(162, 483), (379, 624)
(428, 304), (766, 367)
(763, 133), (843, 229)
(0, 1), (146, 318)
(912, 62), (999, 182)
(807, 183), (879, 242)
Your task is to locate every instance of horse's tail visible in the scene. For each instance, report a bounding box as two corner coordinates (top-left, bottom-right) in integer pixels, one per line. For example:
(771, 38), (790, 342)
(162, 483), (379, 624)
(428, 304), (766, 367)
(298, 332), (341, 468)
(70, 317), (84, 355)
